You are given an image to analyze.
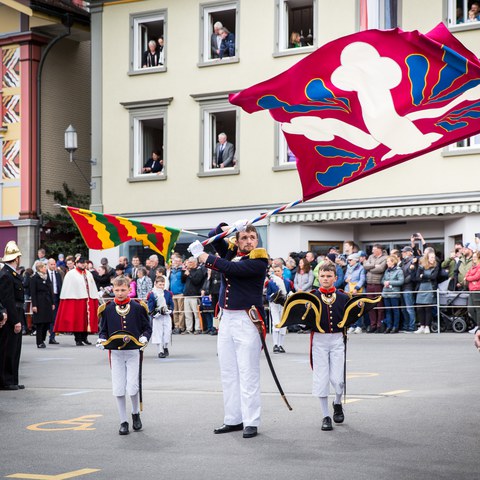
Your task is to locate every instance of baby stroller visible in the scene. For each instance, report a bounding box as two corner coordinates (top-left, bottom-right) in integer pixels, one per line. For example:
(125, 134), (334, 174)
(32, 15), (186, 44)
(433, 280), (474, 333)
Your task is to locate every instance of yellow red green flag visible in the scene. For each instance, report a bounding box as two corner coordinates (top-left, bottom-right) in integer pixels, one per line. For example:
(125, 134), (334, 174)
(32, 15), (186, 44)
(65, 206), (180, 261)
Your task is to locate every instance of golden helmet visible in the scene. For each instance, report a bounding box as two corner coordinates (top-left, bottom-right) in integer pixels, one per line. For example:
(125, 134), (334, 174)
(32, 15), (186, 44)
(2, 241), (22, 262)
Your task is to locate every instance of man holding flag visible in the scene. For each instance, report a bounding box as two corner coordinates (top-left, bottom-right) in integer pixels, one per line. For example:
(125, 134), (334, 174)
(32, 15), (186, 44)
(188, 220), (268, 439)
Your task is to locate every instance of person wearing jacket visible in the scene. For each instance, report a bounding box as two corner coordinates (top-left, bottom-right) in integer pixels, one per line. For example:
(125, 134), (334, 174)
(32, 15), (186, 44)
(364, 244), (388, 333)
(464, 251), (480, 330)
(345, 254), (367, 334)
(181, 257), (206, 334)
(413, 252), (439, 334)
(294, 258), (314, 292)
(381, 256), (405, 333)
(399, 247), (417, 332)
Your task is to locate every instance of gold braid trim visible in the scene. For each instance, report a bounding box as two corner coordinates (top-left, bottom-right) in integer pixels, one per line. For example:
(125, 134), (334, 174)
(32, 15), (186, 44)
(337, 296), (382, 328)
(101, 333), (144, 350)
(97, 302), (108, 320)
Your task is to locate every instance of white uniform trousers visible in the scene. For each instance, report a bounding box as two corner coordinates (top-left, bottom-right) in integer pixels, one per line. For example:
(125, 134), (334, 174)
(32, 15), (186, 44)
(110, 350), (140, 397)
(151, 313), (172, 346)
(217, 309), (262, 427)
(311, 332), (345, 397)
(269, 302), (287, 345)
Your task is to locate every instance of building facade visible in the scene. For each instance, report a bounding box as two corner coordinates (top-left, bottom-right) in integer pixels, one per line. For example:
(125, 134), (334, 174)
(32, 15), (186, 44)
(89, 0), (480, 264)
(0, 0), (91, 266)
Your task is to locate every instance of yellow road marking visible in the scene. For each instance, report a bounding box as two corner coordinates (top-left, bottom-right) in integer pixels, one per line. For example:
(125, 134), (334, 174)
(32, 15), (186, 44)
(6, 468), (100, 479)
(27, 415), (102, 431)
(380, 390), (411, 396)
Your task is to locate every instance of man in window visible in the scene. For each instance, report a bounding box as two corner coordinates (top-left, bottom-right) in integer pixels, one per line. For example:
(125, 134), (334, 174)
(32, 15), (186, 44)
(210, 21), (223, 59)
(214, 133), (235, 169)
(219, 27), (235, 59)
(142, 150), (163, 174)
(157, 36), (165, 65)
(142, 40), (160, 68)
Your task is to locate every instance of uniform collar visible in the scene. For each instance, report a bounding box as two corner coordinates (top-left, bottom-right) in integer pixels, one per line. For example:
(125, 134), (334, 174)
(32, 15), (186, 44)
(319, 287), (336, 294)
(114, 298), (131, 306)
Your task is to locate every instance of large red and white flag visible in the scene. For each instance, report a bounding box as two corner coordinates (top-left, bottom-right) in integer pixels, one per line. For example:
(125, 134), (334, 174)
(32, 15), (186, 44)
(230, 23), (480, 201)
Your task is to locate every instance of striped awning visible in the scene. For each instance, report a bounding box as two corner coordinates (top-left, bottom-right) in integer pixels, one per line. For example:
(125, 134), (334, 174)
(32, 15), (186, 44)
(270, 201), (480, 224)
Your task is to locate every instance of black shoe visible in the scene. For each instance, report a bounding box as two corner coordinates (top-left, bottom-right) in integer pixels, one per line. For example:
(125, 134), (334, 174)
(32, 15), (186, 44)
(83, 340), (92, 345)
(273, 345), (279, 353)
(17, 385), (25, 389)
(37, 343), (46, 348)
(213, 423), (243, 434)
(158, 352), (166, 358)
(1, 385), (19, 391)
(367, 327), (376, 334)
(278, 346), (286, 353)
(49, 339), (59, 344)
(391, 328), (398, 334)
(321, 416), (333, 431)
(332, 403), (344, 424)
(75, 341), (84, 346)
(375, 325), (385, 333)
(243, 426), (258, 438)
(119, 422), (129, 435)
(164, 347), (169, 357)
(132, 413), (142, 431)
(210, 330), (218, 336)
(384, 328), (391, 334)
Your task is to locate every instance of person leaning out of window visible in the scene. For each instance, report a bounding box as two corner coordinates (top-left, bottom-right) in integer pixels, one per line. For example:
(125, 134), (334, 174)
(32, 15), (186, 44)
(289, 31), (307, 48)
(142, 150), (164, 174)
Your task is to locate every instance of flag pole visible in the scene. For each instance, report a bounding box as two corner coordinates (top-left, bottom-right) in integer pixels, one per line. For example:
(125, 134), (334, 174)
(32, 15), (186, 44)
(201, 198), (304, 246)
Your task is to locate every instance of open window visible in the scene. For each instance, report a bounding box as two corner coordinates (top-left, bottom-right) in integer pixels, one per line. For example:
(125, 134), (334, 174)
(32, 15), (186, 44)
(276, 0), (316, 54)
(358, 0), (400, 30)
(122, 98), (172, 181)
(446, 0), (480, 27)
(274, 126), (298, 170)
(445, 134), (480, 154)
(200, 1), (239, 65)
(130, 10), (167, 73)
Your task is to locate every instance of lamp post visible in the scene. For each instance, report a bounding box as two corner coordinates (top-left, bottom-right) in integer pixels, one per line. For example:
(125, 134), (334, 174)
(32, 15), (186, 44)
(64, 125), (96, 188)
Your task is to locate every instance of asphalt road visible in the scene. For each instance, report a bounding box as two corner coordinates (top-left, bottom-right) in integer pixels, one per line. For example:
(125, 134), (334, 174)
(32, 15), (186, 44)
(0, 331), (479, 480)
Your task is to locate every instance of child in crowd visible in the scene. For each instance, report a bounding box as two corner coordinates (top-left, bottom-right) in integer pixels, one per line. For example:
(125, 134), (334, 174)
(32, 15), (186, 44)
(147, 276), (174, 358)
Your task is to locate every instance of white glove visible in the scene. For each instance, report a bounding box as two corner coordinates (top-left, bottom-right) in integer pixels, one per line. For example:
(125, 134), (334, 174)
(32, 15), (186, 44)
(188, 240), (204, 258)
(233, 219), (249, 232)
(139, 336), (148, 345)
(96, 338), (105, 350)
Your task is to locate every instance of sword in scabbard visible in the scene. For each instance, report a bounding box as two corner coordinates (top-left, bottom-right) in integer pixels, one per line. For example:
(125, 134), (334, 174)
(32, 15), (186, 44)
(248, 306), (293, 411)
(139, 350), (143, 412)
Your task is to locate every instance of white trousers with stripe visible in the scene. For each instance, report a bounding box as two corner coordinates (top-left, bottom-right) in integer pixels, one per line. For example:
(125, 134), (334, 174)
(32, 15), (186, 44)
(311, 332), (345, 397)
(217, 309), (262, 427)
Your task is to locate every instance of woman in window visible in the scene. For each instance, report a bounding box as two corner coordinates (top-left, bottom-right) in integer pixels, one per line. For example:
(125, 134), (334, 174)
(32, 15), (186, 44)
(289, 31), (306, 48)
(218, 27), (235, 59)
(142, 150), (163, 174)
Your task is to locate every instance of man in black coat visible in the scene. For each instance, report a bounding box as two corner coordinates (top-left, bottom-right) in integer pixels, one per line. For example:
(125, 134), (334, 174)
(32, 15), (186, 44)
(0, 241), (25, 390)
(46, 258), (63, 344)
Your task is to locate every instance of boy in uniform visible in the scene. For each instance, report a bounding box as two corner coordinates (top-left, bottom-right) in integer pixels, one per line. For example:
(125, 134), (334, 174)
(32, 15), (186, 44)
(96, 276), (151, 435)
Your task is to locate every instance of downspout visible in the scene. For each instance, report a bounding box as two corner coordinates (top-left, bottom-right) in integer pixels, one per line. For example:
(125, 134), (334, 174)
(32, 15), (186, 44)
(36, 15), (72, 244)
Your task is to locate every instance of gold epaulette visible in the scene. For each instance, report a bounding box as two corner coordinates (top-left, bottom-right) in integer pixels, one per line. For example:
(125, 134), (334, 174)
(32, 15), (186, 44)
(249, 248), (268, 260)
(227, 236), (237, 251)
(133, 299), (149, 314)
(97, 302), (108, 318)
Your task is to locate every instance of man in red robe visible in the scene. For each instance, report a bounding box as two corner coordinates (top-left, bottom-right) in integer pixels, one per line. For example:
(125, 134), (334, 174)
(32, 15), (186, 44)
(54, 257), (100, 346)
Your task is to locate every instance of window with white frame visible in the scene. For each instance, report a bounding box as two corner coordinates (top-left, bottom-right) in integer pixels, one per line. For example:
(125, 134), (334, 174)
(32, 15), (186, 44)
(275, 126), (298, 168)
(447, 134), (480, 152)
(446, 0), (480, 27)
(122, 99), (171, 181)
(358, 0), (400, 30)
(200, 103), (239, 175)
(130, 10), (167, 72)
(277, 0), (315, 53)
(200, 1), (238, 64)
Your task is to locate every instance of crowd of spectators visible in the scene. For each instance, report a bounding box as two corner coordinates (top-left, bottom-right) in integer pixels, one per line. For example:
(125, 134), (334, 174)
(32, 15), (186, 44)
(7, 231), (480, 343)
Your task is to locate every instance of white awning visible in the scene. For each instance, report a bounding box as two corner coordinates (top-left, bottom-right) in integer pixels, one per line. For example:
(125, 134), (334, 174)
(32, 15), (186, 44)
(270, 202), (480, 224)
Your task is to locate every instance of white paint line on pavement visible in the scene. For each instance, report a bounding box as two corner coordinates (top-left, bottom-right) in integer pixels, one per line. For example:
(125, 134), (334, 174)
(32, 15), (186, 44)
(36, 358), (74, 362)
(61, 391), (93, 396)
(379, 389), (411, 396)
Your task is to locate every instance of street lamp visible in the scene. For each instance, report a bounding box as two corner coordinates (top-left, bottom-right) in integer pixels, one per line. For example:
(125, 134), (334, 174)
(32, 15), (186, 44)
(64, 124), (78, 162)
(64, 124), (96, 188)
